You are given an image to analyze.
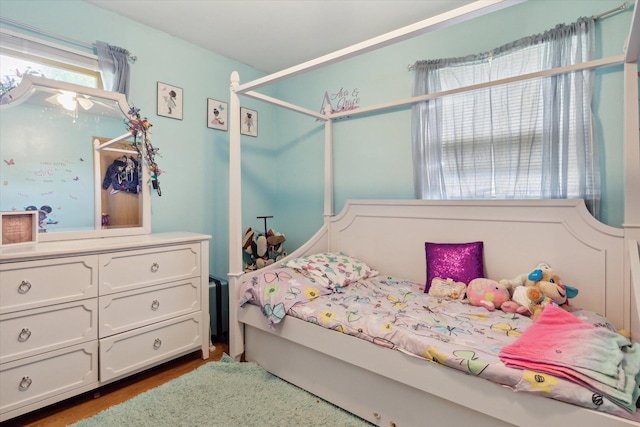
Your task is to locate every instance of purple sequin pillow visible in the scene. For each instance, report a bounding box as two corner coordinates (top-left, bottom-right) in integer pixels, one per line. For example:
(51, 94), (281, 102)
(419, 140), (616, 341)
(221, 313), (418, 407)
(424, 241), (484, 292)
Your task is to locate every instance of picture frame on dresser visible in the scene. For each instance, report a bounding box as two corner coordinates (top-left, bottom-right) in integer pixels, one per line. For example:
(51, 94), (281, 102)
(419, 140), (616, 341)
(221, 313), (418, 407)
(1, 211), (38, 247)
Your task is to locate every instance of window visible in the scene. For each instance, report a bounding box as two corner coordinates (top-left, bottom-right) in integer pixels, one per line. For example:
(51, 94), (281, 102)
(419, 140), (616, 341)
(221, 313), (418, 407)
(412, 18), (599, 217)
(0, 50), (100, 90)
(0, 29), (101, 96)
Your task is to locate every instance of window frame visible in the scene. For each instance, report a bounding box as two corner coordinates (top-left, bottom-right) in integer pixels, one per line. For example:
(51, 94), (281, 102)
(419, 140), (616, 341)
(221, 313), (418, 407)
(0, 28), (101, 89)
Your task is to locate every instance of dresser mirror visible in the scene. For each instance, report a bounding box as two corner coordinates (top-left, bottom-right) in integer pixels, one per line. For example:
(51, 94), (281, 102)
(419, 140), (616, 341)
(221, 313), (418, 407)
(0, 75), (150, 242)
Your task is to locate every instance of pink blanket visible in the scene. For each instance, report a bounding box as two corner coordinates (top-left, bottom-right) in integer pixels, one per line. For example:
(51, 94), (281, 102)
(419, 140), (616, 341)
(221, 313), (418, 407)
(499, 304), (640, 412)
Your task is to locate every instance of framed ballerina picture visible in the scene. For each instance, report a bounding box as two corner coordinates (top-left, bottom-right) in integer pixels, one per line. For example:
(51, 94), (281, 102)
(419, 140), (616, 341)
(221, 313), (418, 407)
(157, 82), (183, 120)
(207, 98), (228, 131)
(240, 107), (258, 137)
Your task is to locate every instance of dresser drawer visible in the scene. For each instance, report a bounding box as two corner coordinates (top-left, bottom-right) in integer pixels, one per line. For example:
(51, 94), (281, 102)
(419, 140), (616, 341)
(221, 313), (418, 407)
(0, 256), (98, 315)
(0, 299), (98, 364)
(99, 312), (202, 382)
(0, 341), (98, 415)
(99, 279), (201, 338)
(99, 244), (200, 295)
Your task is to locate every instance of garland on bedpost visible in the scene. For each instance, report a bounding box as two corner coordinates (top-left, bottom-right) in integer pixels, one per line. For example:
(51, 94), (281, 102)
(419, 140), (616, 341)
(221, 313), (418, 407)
(125, 106), (163, 196)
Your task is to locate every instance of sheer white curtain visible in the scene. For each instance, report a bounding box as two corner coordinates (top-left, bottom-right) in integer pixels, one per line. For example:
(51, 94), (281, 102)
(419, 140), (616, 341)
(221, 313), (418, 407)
(411, 18), (599, 218)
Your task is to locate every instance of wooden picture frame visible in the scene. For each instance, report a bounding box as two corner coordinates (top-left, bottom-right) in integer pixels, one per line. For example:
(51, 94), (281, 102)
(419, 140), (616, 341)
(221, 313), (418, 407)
(157, 82), (183, 120)
(207, 98), (228, 131)
(1, 211), (38, 246)
(240, 107), (258, 137)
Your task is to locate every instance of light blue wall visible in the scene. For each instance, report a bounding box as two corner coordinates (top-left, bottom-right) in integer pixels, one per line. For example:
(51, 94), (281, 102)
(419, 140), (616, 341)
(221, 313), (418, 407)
(1, 0), (634, 278)
(0, 0), (279, 278)
(271, 0), (634, 252)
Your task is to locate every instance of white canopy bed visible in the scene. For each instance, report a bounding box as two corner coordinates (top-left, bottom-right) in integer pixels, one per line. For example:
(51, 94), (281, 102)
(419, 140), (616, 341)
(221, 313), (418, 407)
(226, 1), (640, 426)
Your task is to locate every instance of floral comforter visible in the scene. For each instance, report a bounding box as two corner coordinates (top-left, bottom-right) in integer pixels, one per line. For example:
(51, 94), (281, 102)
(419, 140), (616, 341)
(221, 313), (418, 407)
(239, 265), (640, 421)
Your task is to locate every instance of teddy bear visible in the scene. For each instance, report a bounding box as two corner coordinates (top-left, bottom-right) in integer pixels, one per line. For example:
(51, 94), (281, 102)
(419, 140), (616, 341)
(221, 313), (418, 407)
(500, 264), (578, 320)
(466, 278), (511, 311)
(428, 277), (467, 300)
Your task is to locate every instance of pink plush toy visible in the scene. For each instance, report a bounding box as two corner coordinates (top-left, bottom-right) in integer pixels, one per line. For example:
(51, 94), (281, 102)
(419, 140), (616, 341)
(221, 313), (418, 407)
(466, 278), (511, 311)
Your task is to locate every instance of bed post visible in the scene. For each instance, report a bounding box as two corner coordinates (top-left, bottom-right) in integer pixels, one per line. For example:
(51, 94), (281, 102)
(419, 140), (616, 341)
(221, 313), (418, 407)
(228, 71), (245, 360)
(623, 1), (640, 342)
(624, 59), (640, 339)
(323, 105), (333, 225)
(623, 2), (640, 232)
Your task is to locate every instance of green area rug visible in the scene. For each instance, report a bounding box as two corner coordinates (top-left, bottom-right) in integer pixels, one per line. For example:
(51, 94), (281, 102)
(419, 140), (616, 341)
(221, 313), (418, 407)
(71, 354), (372, 426)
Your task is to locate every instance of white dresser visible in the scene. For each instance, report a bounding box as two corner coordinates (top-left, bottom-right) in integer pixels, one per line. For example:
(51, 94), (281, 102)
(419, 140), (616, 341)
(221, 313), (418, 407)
(0, 232), (211, 422)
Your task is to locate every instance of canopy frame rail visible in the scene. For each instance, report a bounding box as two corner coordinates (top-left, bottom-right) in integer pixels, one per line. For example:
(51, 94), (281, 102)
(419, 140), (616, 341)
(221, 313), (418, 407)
(233, 54), (626, 124)
(242, 91), (327, 121)
(233, 0), (525, 94)
(329, 55), (626, 120)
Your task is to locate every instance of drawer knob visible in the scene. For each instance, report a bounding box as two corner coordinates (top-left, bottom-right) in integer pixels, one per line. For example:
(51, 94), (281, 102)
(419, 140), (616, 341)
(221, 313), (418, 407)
(18, 280), (32, 294)
(153, 338), (162, 349)
(19, 376), (33, 390)
(150, 262), (160, 273)
(18, 328), (32, 342)
(151, 300), (160, 310)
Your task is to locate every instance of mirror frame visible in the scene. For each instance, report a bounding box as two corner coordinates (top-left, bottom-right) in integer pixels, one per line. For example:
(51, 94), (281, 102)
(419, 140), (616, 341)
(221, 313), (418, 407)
(1, 75), (151, 242)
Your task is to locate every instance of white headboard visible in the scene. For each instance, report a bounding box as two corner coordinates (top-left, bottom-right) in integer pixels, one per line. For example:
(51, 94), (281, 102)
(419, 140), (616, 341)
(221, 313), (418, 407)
(327, 199), (627, 330)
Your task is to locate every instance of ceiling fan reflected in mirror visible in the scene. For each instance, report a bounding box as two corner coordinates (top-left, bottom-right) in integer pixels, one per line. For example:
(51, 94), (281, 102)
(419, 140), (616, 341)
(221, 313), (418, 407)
(50, 91), (79, 111)
(45, 91), (115, 113)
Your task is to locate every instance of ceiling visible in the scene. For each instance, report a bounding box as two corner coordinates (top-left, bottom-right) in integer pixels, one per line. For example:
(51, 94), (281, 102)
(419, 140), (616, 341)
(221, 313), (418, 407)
(83, 0), (477, 74)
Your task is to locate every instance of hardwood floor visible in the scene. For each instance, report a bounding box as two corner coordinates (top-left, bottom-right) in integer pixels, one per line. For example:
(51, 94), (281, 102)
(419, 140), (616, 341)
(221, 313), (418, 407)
(3, 342), (230, 427)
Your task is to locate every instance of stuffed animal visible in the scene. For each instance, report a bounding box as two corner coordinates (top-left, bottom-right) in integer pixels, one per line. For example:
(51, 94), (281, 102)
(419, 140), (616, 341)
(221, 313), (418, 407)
(500, 295), (531, 315)
(504, 284), (552, 318)
(466, 278), (511, 311)
(501, 264), (578, 320)
(242, 227), (286, 271)
(499, 262), (554, 292)
(428, 277), (467, 300)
